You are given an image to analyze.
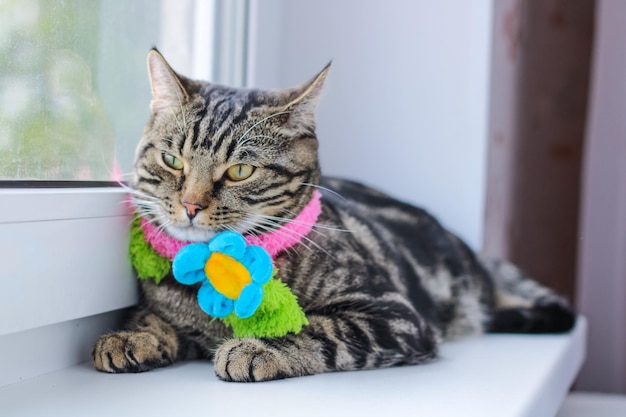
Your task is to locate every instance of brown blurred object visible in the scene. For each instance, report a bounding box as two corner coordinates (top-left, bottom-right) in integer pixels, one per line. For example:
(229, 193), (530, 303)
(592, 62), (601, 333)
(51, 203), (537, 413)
(484, 0), (596, 302)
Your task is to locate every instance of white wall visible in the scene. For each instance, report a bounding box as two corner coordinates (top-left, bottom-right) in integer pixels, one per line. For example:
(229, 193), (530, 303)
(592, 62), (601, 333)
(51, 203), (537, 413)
(482, 0), (520, 260)
(248, 0), (493, 249)
(576, 0), (626, 394)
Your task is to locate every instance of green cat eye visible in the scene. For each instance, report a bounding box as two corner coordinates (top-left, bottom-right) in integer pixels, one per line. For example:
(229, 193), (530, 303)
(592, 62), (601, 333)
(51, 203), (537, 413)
(162, 153), (183, 170)
(226, 164), (255, 181)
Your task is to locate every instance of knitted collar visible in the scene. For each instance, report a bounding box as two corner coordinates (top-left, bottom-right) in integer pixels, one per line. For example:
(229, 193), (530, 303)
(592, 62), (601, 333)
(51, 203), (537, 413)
(140, 190), (322, 261)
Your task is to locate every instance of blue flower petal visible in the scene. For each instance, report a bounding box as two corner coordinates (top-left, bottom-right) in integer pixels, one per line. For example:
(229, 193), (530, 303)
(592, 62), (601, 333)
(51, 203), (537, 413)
(173, 231), (275, 321)
(208, 231), (247, 259)
(242, 245), (273, 285)
(172, 244), (212, 285)
(197, 282), (234, 318)
(235, 283), (264, 318)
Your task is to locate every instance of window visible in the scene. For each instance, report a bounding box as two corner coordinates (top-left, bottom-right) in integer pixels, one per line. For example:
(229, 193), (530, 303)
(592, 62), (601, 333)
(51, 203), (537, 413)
(0, 0), (248, 181)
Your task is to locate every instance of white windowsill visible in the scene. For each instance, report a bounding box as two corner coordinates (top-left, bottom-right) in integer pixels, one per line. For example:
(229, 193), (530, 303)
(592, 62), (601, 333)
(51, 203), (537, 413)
(0, 186), (129, 223)
(0, 187), (136, 339)
(0, 187), (138, 385)
(0, 317), (587, 417)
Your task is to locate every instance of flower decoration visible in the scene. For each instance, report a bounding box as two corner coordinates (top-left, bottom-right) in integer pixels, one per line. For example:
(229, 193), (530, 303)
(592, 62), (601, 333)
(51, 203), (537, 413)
(172, 231), (273, 319)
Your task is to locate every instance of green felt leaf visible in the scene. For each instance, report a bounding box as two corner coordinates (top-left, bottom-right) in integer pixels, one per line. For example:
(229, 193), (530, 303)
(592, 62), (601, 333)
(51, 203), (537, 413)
(129, 217), (171, 284)
(223, 277), (309, 338)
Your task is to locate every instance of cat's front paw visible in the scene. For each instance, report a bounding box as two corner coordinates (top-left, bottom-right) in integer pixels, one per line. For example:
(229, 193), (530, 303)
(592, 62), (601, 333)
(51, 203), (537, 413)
(214, 338), (291, 382)
(92, 331), (175, 373)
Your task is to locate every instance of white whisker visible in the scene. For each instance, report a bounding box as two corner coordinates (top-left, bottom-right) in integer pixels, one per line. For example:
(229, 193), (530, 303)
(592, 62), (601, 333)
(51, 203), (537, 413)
(238, 134), (279, 148)
(237, 111), (292, 145)
(299, 182), (346, 201)
(254, 214), (331, 241)
(259, 211), (350, 233)
(162, 137), (178, 148)
(247, 215), (334, 259)
(248, 218), (316, 257)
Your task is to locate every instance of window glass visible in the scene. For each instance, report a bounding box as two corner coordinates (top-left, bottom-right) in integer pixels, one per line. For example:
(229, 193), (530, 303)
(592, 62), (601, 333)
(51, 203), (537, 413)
(0, 0), (229, 181)
(0, 0), (159, 180)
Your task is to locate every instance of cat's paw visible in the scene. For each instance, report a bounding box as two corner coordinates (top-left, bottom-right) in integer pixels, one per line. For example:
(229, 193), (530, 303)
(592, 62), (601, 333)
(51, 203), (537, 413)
(214, 338), (291, 382)
(92, 330), (175, 373)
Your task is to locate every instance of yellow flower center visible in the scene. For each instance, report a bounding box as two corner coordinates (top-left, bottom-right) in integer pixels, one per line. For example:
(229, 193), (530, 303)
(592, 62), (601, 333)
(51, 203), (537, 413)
(205, 252), (252, 299)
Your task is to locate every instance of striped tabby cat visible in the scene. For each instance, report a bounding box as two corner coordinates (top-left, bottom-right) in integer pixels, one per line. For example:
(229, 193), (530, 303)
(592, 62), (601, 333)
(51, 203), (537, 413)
(92, 49), (575, 382)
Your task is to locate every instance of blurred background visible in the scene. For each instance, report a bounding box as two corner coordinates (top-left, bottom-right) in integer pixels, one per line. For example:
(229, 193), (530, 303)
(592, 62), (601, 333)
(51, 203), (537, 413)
(0, 0), (623, 395)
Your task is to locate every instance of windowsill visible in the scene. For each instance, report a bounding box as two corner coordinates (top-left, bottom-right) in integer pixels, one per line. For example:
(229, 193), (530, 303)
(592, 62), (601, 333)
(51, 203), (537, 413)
(0, 186), (128, 223)
(0, 317), (586, 417)
(0, 187), (136, 340)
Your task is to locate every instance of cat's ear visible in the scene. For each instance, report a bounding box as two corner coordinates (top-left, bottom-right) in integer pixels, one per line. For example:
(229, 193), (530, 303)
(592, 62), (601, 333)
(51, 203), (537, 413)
(147, 49), (189, 113)
(279, 62), (331, 131)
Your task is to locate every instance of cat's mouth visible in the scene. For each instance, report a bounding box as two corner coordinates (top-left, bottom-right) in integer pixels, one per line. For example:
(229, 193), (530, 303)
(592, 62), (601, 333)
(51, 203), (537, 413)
(164, 223), (217, 243)
(164, 221), (253, 243)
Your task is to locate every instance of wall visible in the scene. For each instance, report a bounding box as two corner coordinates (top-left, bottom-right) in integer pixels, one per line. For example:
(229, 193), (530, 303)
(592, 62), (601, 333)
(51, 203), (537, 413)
(576, 0), (626, 394)
(248, 0), (493, 249)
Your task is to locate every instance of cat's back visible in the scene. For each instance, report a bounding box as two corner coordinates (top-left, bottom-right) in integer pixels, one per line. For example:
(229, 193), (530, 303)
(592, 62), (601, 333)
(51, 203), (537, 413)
(312, 177), (491, 335)
(316, 176), (480, 280)
(319, 176), (446, 244)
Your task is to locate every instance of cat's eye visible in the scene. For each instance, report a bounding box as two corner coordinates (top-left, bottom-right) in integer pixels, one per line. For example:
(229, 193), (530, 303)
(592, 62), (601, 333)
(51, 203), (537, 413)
(226, 164), (255, 181)
(162, 153), (184, 170)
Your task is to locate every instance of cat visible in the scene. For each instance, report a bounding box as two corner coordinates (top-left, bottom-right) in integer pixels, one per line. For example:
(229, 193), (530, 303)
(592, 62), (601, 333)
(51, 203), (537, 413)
(92, 49), (575, 382)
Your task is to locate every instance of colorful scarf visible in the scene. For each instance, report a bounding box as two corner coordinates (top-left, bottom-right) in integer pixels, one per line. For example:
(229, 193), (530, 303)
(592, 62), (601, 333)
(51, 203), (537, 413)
(128, 191), (322, 338)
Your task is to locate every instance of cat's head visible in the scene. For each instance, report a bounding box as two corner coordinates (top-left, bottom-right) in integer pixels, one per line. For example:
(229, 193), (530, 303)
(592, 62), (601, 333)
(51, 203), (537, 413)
(131, 49), (329, 242)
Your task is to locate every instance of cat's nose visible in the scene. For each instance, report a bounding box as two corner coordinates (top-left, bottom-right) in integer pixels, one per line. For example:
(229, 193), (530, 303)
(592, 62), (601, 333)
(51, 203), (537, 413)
(181, 201), (206, 220)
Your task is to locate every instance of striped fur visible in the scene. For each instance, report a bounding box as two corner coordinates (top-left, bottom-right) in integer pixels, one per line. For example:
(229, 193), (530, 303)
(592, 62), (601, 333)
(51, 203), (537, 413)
(92, 50), (575, 381)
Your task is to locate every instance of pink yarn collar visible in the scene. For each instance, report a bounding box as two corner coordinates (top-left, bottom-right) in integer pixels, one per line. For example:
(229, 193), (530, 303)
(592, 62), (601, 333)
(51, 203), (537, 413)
(140, 191), (322, 260)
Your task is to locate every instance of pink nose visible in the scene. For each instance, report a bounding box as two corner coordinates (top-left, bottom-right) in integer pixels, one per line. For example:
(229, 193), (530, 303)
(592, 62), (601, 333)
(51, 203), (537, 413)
(182, 201), (205, 220)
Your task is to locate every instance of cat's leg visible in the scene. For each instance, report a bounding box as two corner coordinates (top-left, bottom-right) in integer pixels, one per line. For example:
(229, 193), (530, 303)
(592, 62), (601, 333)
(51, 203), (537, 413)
(92, 309), (179, 373)
(479, 257), (576, 333)
(213, 296), (438, 382)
